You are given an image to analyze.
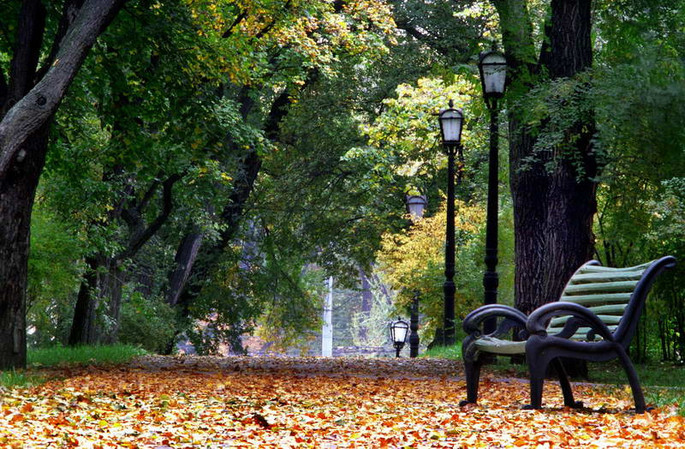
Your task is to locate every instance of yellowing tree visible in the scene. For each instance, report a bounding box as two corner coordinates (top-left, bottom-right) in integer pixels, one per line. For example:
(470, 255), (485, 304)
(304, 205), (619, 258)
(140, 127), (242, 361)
(376, 199), (486, 336)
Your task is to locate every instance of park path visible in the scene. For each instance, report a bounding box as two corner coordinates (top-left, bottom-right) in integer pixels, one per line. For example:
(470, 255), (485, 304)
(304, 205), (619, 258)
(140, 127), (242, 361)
(130, 354), (463, 380)
(1, 355), (683, 447)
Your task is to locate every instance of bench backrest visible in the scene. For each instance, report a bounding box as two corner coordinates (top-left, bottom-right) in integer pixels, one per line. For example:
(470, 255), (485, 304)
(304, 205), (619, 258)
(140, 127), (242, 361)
(546, 256), (676, 346)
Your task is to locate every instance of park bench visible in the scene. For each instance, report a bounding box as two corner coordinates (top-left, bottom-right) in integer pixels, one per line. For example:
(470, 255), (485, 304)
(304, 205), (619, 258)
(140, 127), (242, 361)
(460, 256), (676, 413)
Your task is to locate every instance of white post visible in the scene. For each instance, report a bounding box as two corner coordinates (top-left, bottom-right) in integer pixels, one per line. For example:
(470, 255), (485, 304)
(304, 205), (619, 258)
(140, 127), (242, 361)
(322, 276), (333, 357)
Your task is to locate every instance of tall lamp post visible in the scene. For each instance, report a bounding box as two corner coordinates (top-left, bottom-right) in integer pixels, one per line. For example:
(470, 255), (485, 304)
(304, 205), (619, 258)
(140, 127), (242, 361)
(478, 51), (507, 335)
(438, 101), (464, 346)
(405, 194), (426, 357)
(409, 291), (420, 357)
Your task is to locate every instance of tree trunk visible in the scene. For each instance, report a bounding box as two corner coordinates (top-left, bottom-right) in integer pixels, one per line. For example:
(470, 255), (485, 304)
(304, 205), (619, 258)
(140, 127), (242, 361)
(496, 0), (597, 314)
(0, 0), (125, 369)
(68, 256), (100, 345)
(166, 228), (203, 307)
(0, 127), (49, 367)
(495, 0), (596, 378)
(102, 262), (124, 343)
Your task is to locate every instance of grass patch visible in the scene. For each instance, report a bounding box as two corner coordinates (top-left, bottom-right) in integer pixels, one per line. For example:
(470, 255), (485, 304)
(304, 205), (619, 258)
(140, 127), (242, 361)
(589, 360), (685, 415)
(588, 360), (685, 388)
(28, 344), (148, 368)
(420, 344), (461, 360)
(0, 370), (44, 388)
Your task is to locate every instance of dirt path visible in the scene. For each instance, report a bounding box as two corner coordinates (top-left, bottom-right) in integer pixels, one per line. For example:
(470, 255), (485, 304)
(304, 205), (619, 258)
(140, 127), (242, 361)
(130, 354), (463, 379)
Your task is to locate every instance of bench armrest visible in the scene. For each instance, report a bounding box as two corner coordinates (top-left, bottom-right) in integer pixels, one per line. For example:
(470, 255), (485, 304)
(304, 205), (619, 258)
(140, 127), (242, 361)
(527, 301), (616, 342)
(463, 304), (528, 339)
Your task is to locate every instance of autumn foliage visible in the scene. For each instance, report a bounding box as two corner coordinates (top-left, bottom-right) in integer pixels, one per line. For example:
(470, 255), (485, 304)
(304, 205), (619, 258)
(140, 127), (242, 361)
(1, 356), (683, 447)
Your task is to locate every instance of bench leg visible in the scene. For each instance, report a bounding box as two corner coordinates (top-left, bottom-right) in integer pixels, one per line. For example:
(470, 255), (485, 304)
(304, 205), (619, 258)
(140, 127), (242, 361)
(617, 347), (646, 413)
(552, 358), (582, 408)
(525, 346), (547, 410)
(460, 357), (483, 406)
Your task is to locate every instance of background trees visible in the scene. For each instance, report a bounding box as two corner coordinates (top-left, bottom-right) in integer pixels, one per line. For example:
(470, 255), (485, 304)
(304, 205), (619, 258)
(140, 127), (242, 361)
(2, 0), (683, 365)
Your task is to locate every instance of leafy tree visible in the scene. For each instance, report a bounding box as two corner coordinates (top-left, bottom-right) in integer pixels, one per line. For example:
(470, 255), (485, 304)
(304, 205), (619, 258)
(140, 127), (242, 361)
(0, 0), (125, 369)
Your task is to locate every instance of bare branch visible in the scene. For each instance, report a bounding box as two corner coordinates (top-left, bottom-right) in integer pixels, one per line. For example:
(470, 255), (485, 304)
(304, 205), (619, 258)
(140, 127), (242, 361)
(118, 173), (182, 261)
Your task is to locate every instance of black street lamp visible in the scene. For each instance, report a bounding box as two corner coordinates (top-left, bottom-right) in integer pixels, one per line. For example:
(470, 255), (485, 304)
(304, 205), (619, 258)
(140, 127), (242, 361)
(478, 50), (507, 335)
(390, 318), (409, 357)
(438, 101), (464, 346)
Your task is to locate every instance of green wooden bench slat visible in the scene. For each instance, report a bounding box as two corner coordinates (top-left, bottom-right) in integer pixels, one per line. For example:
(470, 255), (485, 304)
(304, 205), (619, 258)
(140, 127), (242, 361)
(563, 280), (639, 295)
(569, 272), (644, 284)
(586, 304), (628, 315)
(577, 262), (651, 273)
(545, 325), (620, 340)
(549, 314), (622, 328)
(560, 293), (632, 304)
(474, 336), (526, 354)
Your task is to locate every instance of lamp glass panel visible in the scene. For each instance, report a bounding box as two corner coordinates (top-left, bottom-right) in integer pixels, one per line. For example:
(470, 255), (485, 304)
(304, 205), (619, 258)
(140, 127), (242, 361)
(440, 109), (463, 143)
(392, 321), (409, 343)
(481, 53), (507, 94)
(406, 195), (427, 218)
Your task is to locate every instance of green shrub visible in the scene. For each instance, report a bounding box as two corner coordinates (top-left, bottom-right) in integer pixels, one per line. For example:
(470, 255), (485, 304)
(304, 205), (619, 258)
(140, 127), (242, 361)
(119, 293), (177, 353)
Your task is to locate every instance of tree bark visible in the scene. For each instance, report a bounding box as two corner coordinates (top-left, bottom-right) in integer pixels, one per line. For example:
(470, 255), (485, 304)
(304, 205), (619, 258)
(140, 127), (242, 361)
(0, 126), (49, 367)
(0, 0), (125, 369)
(166, 228), (203, 307)
(68, 256), (100, 345)
(495, 0), (597, 316)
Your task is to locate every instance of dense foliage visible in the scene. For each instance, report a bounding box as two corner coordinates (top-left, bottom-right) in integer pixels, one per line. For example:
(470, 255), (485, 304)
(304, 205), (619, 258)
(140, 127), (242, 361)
(1, 0), (681, 361)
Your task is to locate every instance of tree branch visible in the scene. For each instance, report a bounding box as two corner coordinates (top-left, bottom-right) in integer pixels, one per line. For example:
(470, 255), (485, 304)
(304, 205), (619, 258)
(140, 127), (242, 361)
(0, 0), (125, 179)
(118, 173), (182, 261)
(222, 10), (247, 38)
(36, 0), (85, 82)
(6, 0), (46, 109)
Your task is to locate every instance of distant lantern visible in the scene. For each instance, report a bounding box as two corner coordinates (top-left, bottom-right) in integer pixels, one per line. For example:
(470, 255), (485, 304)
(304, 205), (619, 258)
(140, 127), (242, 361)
(438, 102), (464, 147)
(390, 318), (409, 358)
(478, 51), (507, 98)
(405, 195), (427, 219)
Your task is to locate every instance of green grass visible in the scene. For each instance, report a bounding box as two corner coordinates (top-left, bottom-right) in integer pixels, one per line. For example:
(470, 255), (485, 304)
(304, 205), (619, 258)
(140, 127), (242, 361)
(420, 344), (462, 360)
(0, 370), (44, 388)
(1, 344), (148, 389)
(589, 360), (685, 415)
(27, 344), (148, 368)
(588, 360), (685, 388)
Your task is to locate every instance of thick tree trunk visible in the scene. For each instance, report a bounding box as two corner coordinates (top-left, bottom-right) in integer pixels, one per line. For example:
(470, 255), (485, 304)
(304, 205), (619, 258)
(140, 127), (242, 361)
(496, 0), (596, 378)
(0, 127), (49, 367)
(497, 0), (597, 314)
(0, 0), (125, 369)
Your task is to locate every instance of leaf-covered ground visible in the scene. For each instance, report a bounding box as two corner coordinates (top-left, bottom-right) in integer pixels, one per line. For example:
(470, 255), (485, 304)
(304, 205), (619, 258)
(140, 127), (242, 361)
(1, 356), (684, 447)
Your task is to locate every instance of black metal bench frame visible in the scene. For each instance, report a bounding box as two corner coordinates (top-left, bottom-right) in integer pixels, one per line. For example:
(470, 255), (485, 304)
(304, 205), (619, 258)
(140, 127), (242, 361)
(460, 256), (676, 413)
